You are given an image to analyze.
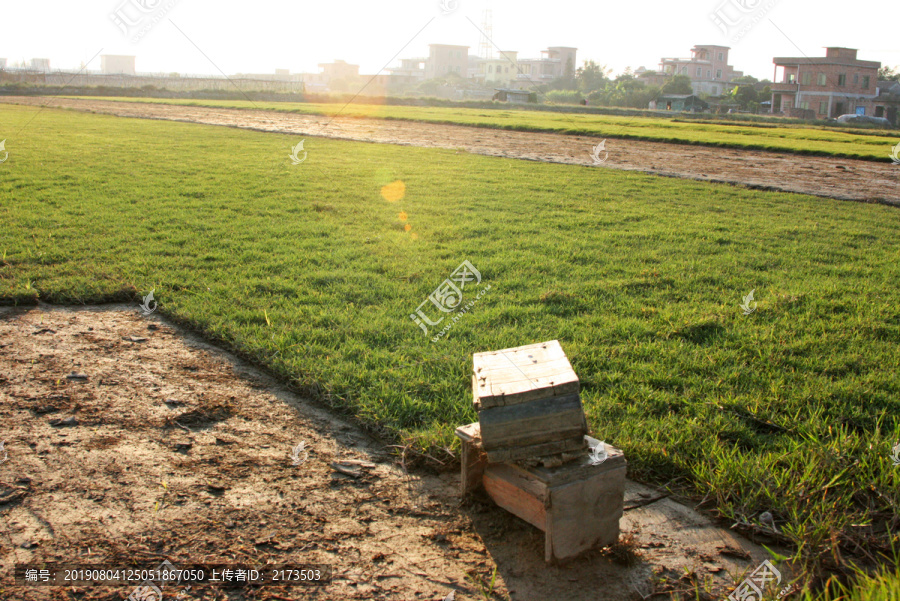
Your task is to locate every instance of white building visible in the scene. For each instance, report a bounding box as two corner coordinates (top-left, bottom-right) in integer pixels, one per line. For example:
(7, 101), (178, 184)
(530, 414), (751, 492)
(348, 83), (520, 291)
(101, 55), (136, 75)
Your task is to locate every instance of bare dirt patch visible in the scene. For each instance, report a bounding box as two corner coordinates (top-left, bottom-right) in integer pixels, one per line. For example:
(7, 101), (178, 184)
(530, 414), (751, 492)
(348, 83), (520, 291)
(3, 96), (898, 206)
(0, 305), (788, 600)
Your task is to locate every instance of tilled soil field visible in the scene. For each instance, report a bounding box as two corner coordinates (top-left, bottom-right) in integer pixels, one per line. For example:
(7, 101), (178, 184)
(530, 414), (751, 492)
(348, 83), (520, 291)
(0, 305), (785, 600)
(2, 96), (898, 205)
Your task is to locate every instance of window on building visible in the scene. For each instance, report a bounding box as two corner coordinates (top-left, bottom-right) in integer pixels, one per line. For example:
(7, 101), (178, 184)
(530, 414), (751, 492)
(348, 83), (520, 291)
(487, 65), (492, 73)
(787, 73), (795, 84)
(862, 76), (870, 89)
(856, 106), (866, 115)
(853, 74), (859, 84)
(696, 67), (702, 76)
(707, 69), (711, 78)
(716, 69), (722, 79)
(713, 86), (719, 95)
(838, 74), (846, 86)
(799, 101), (810, 110)
(819, 101), (828, 114)
(718, 52), (724, 60)
(817, 73), (826, 86)
(801, 72), (811, 85)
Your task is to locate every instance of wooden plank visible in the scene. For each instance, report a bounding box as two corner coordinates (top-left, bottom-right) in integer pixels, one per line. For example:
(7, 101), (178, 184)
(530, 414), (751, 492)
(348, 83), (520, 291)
(454, 423), (486, 496)
(482, 463), (549, 531)
(484, 436), (586, 464)
(528, 438), (627, 488)
(547, 465), (626, 561)
(473, 340), (580, 409)
(473, 340), (567, 374)
(478, 394), (587, 450)
(475, 373), (580, 409)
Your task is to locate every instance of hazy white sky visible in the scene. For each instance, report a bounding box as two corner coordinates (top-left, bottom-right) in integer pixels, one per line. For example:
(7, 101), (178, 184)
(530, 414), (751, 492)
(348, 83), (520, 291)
(2, 0), (898, 80)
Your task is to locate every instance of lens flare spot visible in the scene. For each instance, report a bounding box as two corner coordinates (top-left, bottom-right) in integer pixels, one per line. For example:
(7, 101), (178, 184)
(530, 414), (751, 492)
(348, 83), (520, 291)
(404, 224), (412, 232)
(398, 211), (408, 221)
(381, 180), (406, 202)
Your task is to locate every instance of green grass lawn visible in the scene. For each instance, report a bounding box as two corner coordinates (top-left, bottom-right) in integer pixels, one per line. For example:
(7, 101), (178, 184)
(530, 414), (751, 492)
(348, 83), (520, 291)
(65, 95), (900, 162)
(1, 103), (899, 589)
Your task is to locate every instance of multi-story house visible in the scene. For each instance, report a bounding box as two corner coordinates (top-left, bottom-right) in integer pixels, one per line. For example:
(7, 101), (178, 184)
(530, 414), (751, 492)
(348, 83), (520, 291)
(659, 45), (743, 96)
(516, 46), (577, 86)
(770, 47), (880, 118)
(425, 44), (469, 80)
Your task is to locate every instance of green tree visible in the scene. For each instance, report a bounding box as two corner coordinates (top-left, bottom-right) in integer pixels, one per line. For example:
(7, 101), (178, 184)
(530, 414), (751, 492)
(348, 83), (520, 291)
(878, 66), (900, 82)
(575, 60), (611, 93)
(730, 85), (759, 109)
(661, 75), (693, 95)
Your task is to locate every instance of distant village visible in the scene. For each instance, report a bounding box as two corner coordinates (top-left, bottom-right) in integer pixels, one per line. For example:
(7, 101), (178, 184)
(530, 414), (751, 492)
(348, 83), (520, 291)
(2, 43), (898, 123)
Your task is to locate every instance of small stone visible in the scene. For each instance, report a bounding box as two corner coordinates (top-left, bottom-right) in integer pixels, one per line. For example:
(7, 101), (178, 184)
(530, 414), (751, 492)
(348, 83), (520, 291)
(49, 417), (79, 427)
(66, 373), (88, 381)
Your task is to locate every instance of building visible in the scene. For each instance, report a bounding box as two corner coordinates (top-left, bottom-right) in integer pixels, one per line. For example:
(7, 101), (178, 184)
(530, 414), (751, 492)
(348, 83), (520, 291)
(425, 44), (469, 79)
(493, 88), (534, 103)
(659, 45), (743, 96)
(516, 46), (577, 85)
(770, 48), (882, 119)
(477, 51), (518, 85)
(101, 55), (136, 75)
(388, 58), (426, 86)
(634, 66), (670, 88)
(29, 58), (51, 72)
(654, 94), (709, 112)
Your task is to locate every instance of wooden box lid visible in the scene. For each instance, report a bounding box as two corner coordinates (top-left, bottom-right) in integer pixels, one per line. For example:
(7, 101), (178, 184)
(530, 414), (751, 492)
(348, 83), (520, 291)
(473, 340), (579, 409)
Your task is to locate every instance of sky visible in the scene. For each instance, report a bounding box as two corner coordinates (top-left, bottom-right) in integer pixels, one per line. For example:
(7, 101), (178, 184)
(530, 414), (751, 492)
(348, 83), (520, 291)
(2, 0), (899, 81)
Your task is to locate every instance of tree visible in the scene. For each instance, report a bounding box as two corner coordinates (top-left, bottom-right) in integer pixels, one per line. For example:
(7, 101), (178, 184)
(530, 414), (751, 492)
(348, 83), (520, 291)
(661, 75), (693, 95)
(878, 66), (900, 82)
(732, 75), (759, 85)
(730, 85), (759, 109)
(575, 60), (611, 93)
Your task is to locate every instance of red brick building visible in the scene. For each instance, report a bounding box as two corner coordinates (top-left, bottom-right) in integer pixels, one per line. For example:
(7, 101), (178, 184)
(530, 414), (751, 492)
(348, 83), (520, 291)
(770, 47), (882, 119)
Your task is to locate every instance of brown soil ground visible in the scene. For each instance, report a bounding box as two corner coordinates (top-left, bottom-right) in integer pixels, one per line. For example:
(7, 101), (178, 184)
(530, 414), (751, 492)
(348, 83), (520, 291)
(2, 96), (898, 205)
(0, 305), (791, 601)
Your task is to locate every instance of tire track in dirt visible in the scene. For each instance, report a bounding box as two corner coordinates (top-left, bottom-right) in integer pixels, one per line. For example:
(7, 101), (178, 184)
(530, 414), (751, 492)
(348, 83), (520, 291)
(3, 96), (899, 206)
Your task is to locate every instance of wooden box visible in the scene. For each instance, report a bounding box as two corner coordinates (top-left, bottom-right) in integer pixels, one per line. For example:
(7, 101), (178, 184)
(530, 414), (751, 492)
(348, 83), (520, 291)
(455, 424), (625, 563)
(472, 340), (580, 410)
(472, 341), (587, 461)
(483, 436), (626, 563)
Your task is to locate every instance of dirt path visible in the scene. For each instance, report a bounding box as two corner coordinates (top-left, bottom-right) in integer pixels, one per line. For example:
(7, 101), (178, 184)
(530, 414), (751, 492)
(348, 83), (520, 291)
(0, 305), (790, 600)
(3, 96), (899, 205)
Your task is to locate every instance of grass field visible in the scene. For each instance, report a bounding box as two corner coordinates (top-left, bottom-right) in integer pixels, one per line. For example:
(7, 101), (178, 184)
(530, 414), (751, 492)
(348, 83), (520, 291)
(65, 95), (900, 162)
(2, 102), (900, 588)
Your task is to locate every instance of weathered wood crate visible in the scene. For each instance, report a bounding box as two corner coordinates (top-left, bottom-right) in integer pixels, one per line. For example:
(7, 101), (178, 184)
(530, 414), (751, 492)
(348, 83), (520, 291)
(455, 423), (625, 563)
(472, 340), (587, 462)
